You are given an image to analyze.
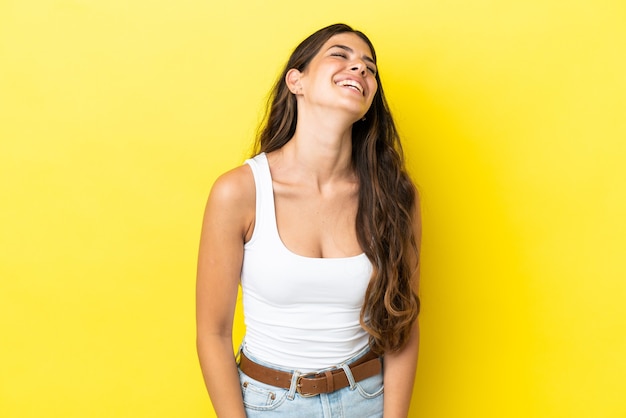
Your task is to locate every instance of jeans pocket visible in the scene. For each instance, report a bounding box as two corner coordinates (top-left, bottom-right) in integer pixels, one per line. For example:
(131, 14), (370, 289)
(355, 372), (384, 399)
(239, 370), (289, 411)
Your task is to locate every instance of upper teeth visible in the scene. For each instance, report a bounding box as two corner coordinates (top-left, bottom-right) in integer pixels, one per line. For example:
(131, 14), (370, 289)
(336, 79), (363, 94)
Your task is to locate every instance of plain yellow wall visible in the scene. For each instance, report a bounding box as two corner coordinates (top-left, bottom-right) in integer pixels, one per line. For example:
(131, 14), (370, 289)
(1, 0), (625, 417)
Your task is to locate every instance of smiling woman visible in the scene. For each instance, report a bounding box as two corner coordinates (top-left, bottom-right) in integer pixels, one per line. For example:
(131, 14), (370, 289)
(196, 23), (421, 418)
(285, 33), (378, 121)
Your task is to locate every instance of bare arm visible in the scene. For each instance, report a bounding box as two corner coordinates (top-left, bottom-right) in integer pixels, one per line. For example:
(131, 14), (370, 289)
(196, 166), (255, 418)
(383, 194), (422, 418)
(383, 321), (420, 417)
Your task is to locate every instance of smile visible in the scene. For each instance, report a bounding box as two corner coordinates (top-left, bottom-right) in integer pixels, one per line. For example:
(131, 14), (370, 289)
(335, 79), (364, 95)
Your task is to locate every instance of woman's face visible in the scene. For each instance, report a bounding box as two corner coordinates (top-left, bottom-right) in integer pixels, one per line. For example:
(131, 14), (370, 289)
(293, 32), (379, 120)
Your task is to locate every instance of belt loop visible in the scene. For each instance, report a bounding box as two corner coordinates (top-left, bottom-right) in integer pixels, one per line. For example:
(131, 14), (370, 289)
(324, 370), (334, 393)
(287, 370), (300, 400)
(340, 363), (357, 390)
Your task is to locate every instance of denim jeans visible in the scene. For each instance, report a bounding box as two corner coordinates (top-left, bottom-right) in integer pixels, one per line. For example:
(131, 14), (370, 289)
(237, 346), (384, 417)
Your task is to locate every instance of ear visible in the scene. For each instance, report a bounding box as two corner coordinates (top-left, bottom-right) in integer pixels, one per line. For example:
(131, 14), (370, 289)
(285, 68), (303, 95)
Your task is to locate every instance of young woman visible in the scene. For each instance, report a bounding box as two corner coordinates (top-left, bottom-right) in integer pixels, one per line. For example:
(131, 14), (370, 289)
(196, 23), (421, 417)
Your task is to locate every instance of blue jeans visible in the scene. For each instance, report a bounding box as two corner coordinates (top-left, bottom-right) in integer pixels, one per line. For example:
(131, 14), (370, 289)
(237, 346), (384, 417)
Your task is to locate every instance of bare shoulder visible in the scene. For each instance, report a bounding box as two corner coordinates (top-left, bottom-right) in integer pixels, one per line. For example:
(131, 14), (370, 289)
(209, 164), (255, 206)
(203, 163), (255, 238)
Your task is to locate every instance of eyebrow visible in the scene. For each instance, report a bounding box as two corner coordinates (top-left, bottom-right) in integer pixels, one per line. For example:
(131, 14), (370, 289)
(327, 44), (376, 66)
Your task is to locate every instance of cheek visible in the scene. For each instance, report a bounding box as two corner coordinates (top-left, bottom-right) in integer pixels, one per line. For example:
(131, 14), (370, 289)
(369, 83), (379, 100)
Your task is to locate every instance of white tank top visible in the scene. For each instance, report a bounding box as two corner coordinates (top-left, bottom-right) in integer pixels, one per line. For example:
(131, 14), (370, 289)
(241, 153), (373, 371)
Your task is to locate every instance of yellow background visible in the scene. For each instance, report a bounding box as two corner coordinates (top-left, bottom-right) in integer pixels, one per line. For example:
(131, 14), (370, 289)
(1, 0), (625, 417)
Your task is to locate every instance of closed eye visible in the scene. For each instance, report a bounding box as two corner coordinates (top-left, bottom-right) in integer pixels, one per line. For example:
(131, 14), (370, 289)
(327, 45), (377, 75)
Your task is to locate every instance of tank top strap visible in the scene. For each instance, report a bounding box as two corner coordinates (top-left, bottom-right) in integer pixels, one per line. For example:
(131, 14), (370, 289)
(244, 153), (279, 246)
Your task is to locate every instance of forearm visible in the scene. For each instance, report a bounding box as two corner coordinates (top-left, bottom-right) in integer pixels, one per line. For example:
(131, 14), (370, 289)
(383, 321), (420, 418)
(197, 334), (246, 418)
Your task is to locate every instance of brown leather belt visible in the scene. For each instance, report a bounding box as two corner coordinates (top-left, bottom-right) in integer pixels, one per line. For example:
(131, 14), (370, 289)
(239, 351), (382, 397)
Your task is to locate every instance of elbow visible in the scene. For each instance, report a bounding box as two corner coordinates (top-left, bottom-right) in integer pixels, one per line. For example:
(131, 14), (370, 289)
(196, 329), (234, 353)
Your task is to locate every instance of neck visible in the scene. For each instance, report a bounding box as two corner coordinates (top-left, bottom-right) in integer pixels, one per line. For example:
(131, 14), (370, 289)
(277, 109), (356, 188)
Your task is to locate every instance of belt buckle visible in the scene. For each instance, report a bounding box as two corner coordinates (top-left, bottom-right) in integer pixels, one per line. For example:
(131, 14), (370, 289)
(296, 372), (319, 398)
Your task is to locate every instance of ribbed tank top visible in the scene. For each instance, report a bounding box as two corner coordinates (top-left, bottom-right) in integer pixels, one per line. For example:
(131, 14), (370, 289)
(241, 153), (373, 371)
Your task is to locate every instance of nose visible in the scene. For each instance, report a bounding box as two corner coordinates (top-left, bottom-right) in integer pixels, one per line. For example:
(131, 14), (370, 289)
(350, 60), (367, 76)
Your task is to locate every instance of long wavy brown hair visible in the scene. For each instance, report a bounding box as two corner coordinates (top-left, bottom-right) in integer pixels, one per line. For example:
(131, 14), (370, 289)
(253, 23), (420, 355)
